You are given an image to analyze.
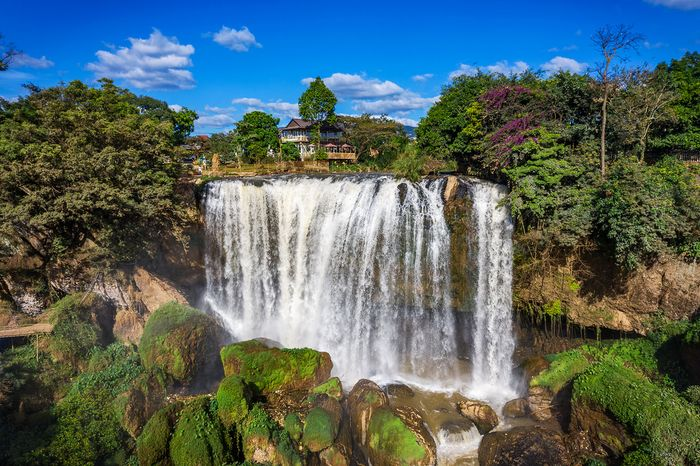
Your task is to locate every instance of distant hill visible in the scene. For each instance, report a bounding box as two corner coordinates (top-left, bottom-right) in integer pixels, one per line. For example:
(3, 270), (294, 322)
(403, 125), (416, 139)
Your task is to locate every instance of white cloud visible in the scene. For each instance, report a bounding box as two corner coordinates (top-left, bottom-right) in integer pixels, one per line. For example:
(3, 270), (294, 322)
(212, 26), (261, 52)
(390, 116), (419, 127)
(205, 105), (236, 113)
(352, 92), (438, 114)
(302, 73), (403, 99)
(643, 40), (667, 49)
(541, 56), (588, 74)
(197, 114), (236, 127)
(232, 97), (298, 119)
(547, 44), (578, 53)
(87, 29), (195, 90)
(646, 0), (700, 9)
(412, 73), (433, 82)
(12, 53), (54, 69)
(168, 104), (183, 112)
(449, 60), (529, 79)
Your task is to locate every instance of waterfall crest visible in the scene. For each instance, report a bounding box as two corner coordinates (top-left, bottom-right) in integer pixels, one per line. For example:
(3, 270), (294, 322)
(202, 175), (516, 397)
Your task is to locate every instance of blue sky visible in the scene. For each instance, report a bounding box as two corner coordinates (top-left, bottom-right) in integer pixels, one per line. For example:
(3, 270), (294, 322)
(2, 0), (699, 134)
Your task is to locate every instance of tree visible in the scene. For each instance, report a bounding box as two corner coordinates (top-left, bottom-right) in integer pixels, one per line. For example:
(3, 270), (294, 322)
(0, 80), (187, 269)
(0, 35), (19, 71)
(233, 111), (280, 163)
(338, 114), (408, 163)
(592, 25), (643, 176)
(298, 77), (337, 147)
(129, 94), (197, 145)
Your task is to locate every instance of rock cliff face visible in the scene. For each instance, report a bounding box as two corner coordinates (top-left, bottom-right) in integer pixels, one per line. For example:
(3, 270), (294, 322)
(513, 248), (700, 334)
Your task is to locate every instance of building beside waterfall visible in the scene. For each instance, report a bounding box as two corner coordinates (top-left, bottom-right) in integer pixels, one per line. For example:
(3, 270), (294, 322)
(279, 119), (357, 162)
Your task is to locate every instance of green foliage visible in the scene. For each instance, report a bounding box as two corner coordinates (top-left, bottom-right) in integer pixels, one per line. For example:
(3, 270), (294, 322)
(573, 360), (700, 465)
(283, 413), (303, 442)
(136, 402), (183, 466)
(338, 114), (409, 163)
(0, 79), (187, 266)
(682, 385), (700, 406)
(281, 141), (301, 161)
(139, 302), (222, 386)
(233, 111), (280, 163)
(301, 407), (337, 452)
(169, 396), (230, 466)
(216, 375), (249, 428)
(367, 407), (426, 464)
(45, 293), (104, 368)
(531, 348), (591, 393)
(298, 77), (337, 125)
(596, 156), (700, 270)
(242, 404), (301, 465)
(219, 339), (328, 393)
(391, 146), (426, 181)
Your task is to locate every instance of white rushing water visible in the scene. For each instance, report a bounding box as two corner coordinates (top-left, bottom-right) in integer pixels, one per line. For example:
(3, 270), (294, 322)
(467, 182), (517, 403)
(202, 175), (516, 399)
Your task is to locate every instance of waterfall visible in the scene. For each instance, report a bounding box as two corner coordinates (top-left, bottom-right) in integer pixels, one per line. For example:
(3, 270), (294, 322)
(468, 182), (516, 402)
(203, 175), (459, 386)
(202, 174), (516, 398)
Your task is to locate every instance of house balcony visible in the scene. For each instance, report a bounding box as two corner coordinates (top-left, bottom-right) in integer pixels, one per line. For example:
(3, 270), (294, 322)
(281, 134), (310, 143)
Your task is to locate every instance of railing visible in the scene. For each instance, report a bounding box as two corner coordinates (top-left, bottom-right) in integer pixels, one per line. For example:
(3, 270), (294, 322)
(203, 161), (331, 177)
(0, 323), (53, 338)
(326, 152), (358, 161)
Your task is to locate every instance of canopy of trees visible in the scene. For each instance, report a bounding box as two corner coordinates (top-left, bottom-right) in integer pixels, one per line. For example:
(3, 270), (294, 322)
(338, 114), (409, 164)
(0, 79), (194, 267)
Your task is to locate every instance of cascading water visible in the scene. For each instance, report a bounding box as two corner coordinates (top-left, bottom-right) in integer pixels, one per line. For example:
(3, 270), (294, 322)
(467, 182), (517, 402)
(202, 174), (517, 401)
(203, 175), (459, 386)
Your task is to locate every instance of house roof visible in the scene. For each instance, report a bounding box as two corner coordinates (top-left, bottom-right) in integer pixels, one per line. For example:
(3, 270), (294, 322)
(281, 118), (341, 132)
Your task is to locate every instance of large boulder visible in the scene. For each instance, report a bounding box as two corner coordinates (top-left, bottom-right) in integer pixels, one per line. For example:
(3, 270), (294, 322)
(347, 379), (389, 448)
(302, 406), (339, 452)
(366, 406), (436, 466)
(219, 339), (332, 394)
(478, 426), (572, 466)
(169, 396), (229, 466)
(527, 385), (554, 422)
(216, 375), (250, 428)
(112, 308), (144, 345)
(136, 401), (183, 466)
(457, 399), (499, 434)
(132, 267), (189, 314)
(120, 369), (168, 438)
(569, 399), (632, 459)
(139, 302), (224, 388)
(502, 398), (529, 419)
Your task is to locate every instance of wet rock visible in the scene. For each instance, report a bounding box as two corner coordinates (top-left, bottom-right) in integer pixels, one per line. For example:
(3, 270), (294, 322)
(302, 406), (339, 452)
(310, 377), (343, 401)
(347, 379), (389, 448)
(478, 426), (572, 466)
(320, 444), (350, 466)
(119, 369), (167, 438)
(386, 383), (415, 398)
(457, 399), (499, 434)
(443, 175), (459, 203)
(569, 399), (632, 459)
(518, 356), (550, 384)
(242, 405), (302, 466)
(220, 339), (332, 394)
(502, 398), (529, 418)
(112, 308), (143, 345)
(132, 267), (189, 314)
(139, 302), (224, 389)
(367, 406), (436, 466)
(527, 385), (554, 421)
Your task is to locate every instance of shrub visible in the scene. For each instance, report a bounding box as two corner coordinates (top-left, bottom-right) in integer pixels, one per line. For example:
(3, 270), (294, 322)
(45, 293), (105, 367)
(391, 147), (425, 182)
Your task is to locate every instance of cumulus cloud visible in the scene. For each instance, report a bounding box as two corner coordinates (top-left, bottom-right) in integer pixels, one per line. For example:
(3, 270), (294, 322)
(541, 56), (588, 74)
(643, 40), (667, 49)
(390, 116), (419, 127)
(197, 114), (236, 127)
(12, 53), (54, 69)
(412, 73), (433, 82)
(232, 97), (298, 119)
(352, 92), (438, 114)
(449, 60), (529, 79)
(645, 0), (700, 9)
(547, 44), (578, 53)
(168, 104), (183, 112)
(212, 26), (261, 52)
(87, 29), (195, 90)
(303, 73), (403, 99)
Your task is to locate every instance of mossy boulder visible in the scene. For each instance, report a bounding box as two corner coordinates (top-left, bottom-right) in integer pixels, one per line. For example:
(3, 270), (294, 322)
(139, 302), (224, 388)
(216, 375), (250, 428)
(169, 396), (230, 466)
(137, 401), (183, 466)
(367, 407), (435, 466)
(347, 379), (389, 448)
(220, 339), (332, 394)
(120, 369), (168, 438)
(302, 406), (339, 452)
(284, 413), (303, 442)
(311, 377), (343, 400)
(242, 404), (302, 466)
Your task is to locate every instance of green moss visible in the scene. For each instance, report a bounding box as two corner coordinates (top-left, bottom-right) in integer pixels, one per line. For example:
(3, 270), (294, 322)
(139, 302), (222, 386)
(368, 408), (426, 464)
(531, 348), (591, 393)
(137, 402), (183, 466)
(310, 377), (342, 400)
(242, 405), (302, 466)
(220, 340), (329, 393)
(169, 397), (230, 466)
(573, 361), (700, 465)
(283, 413), (303, 442)
(216, 375), (249, 428)
(302, 407), (337, 452)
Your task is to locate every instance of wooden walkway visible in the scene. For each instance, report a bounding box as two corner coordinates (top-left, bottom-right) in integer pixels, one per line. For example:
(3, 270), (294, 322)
(0, 323), (53, 339)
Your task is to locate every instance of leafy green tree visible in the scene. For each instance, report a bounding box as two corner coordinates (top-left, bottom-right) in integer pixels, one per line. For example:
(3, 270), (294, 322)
(338, 114), (408, 164)
(0, 80), (187, 269)
(281, 142), (301, 161)
(233, 111), (280, 163)
(129, 95), (197, 145)
(206, 131), (240, 164)
(298, 77), (337, 147)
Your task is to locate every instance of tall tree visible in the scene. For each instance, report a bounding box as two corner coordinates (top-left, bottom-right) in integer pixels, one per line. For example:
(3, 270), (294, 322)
(592, 25), (643, 176)
(298, 77), (337, 147)
(233, 111), (280, 163)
